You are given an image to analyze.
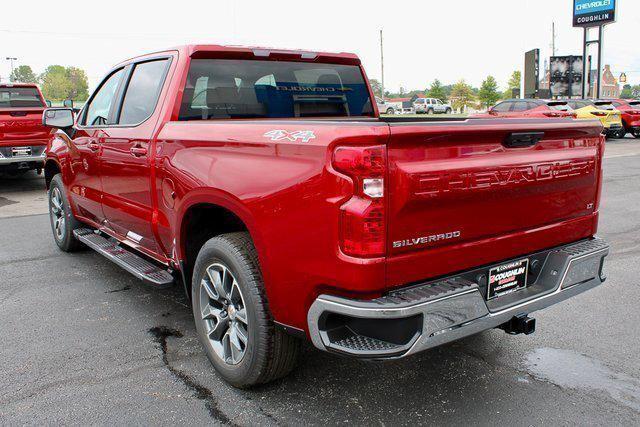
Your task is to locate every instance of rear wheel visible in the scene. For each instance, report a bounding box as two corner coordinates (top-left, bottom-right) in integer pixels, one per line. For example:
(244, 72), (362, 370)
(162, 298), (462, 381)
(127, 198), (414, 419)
(632, 128), (640, 139)
(445, 108), (452, 114)
(427, 108), (434, 115)
(192, 232), (300, 388)
(615, 129), (627, 139)
(48, 174), (84, 252)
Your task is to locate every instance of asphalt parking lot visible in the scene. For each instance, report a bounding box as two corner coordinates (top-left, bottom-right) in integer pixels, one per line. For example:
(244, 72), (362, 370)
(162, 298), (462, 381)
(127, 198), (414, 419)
(1, 138), (639, 425)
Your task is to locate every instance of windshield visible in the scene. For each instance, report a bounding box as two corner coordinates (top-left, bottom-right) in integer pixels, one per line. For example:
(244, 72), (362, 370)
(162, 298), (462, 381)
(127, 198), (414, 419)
(178, 59), (374, 120)
(0, 86), (44, 108)
(548, 102), (571, 111)
(594, 101), (615, 110)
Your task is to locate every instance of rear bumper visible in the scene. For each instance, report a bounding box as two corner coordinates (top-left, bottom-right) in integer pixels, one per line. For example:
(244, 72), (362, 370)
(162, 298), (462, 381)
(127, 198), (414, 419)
(604, 123), (623, 136)
(0, 155), (45, 165)
(307, 238), (609, 359)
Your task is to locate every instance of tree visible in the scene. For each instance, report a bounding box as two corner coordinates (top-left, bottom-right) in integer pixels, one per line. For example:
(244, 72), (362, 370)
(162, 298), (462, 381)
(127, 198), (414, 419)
(369, 79), (382, 98)
(10, 65), (37, 83)
(621, 84), (633, 99)
(39, 65), (90, 101)
(478, 76), (501, 108)
(450, 80), (476, 113)
(504, 70), (521, 98)
(427, 79), (447, 102)
(40, 65), (71, 101)
(66, 67), (89, 101)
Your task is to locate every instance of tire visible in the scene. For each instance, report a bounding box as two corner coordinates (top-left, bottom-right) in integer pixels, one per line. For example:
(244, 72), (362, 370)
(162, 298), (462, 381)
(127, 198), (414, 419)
(192, 232), (300, 388)
(632, 129), (640, 139)
(48, 174), (84, 252)
(385, 108), (395, 115)
(445, 108), (452, 114)
(427, 109), (434, 115)
(615, 129), (627, 139)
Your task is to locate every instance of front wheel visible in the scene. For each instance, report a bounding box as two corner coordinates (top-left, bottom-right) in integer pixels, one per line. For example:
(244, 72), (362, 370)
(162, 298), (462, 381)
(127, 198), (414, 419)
(632, 128), (640, 139)
(192, 232), (300, 388)
(48, 174), (84, 252)
(445, 108), (452, 114)
(386, 108), (395, 115)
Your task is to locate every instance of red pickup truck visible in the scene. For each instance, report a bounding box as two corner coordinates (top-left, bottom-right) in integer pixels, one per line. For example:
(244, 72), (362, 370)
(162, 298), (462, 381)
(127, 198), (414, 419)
(42, 45), (609, 388)
(0, 83), (51, 175)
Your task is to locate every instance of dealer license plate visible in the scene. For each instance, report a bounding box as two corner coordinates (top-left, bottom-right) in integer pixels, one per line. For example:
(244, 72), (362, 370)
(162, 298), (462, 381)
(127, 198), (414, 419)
(12, 147), (32, 157)
(487, 259), (529, 300)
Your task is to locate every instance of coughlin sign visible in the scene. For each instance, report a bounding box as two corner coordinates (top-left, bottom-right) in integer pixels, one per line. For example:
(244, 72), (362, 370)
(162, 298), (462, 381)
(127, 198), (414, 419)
(573, 0), (616, 27)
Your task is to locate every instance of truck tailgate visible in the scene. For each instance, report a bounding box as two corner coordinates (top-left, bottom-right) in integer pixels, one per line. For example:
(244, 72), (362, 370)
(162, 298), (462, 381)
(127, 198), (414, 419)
(0, 108), (49, 145)
(386, 118), (604, 286)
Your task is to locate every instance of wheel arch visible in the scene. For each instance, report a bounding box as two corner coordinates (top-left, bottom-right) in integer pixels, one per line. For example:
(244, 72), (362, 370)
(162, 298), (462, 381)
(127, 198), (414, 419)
(44, 159), (62, 190)
(176, 194), (267, 302)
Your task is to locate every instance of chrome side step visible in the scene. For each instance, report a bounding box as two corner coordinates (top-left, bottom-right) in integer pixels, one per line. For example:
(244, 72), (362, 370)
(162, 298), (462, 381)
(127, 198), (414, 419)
(73, 228), (175, 287)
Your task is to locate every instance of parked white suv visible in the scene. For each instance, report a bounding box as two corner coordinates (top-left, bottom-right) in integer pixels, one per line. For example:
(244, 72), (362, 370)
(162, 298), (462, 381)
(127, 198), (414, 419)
(376, 97), (396, 115)
(414, 98), (452, 114)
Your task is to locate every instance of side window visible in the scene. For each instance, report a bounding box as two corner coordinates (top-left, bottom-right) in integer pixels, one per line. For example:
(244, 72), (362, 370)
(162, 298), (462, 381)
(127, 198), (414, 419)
(493, 102), (511, 112)
(512, 102), (529, 112)
(84, 69), (125, 126)
(436, 99), (442, 105)
(119, 59), (170, 125)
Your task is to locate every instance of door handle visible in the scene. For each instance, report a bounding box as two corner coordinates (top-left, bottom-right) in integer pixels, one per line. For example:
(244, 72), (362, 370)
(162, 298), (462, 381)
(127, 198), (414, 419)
(130, 146), (147, 157)
(503, 132), (545, 148)
(87, 141), (100, 151)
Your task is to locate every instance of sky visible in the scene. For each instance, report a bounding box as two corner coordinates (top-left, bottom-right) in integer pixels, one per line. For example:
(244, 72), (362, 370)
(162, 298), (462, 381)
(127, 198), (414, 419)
(1, 0), (638, 93)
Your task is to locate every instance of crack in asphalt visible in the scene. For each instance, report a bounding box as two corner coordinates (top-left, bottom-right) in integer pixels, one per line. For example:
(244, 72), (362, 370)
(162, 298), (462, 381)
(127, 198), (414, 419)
(148, 326), (237, 426)
(105, 285), (131, 294)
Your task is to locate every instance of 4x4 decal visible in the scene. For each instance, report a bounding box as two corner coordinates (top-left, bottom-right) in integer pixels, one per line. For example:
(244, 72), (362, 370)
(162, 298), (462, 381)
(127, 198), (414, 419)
(263, 130), (316, 143)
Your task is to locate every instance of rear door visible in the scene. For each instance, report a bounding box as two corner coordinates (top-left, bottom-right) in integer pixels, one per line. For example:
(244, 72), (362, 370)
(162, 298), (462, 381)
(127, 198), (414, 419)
(385, 118), (603, 286)
(0, 86), (49, 156)
(99, 57), (172, 255)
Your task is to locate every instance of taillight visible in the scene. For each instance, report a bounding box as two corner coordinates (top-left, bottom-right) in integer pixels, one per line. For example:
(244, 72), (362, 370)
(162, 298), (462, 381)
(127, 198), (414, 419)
(627, 110), (640, 116)
(332, 145), (387, 257)
(543, 111), (570, 118)
(591, 111), (607, 117)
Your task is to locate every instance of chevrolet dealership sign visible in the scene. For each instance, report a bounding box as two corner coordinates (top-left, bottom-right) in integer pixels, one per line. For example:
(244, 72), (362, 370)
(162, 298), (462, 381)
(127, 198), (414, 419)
(573, 0), (617, 27)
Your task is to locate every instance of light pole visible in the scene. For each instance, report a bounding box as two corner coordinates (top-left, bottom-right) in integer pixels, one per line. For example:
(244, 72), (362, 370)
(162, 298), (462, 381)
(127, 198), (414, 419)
(6, 57), (17, 82)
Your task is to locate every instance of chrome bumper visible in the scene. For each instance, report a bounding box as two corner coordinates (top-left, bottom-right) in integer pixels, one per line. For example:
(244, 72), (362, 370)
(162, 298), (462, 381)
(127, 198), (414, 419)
(307, 238), (609, 359)
(0, 155), (45, 165)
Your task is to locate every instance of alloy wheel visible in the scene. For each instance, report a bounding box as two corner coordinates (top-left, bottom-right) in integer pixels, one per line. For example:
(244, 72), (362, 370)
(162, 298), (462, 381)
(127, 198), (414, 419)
(50, 187), (66, 241)
(199, 263), (249, 365)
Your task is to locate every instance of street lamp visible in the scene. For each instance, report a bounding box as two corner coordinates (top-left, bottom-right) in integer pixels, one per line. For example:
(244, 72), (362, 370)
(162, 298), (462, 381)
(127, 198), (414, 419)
(6, 57), (17, 82)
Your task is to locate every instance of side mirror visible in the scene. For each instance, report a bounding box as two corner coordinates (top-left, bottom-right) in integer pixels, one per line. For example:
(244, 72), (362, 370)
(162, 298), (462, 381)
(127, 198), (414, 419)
(62, 99), (74, 108)
(488, 107), (496, 115)
(43, 108), (74, 128)
(45, 100), (52, 107)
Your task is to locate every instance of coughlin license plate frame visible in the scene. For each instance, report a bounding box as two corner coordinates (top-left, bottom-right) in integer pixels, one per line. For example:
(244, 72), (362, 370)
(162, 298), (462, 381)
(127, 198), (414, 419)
(487, 258), (529, 300)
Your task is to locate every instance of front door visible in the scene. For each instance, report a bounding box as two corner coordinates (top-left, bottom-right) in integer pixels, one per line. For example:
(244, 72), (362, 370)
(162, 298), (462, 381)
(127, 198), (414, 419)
(67, 68), (126, 225)
(99, 58), (172, 255)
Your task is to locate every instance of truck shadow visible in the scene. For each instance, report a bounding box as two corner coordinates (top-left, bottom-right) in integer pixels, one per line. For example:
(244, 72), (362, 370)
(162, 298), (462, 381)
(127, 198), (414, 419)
(0, 170), (46, 194)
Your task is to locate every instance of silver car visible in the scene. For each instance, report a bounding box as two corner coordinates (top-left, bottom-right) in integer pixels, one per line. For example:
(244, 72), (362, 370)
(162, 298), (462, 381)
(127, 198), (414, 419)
(414, 98), (452, 114)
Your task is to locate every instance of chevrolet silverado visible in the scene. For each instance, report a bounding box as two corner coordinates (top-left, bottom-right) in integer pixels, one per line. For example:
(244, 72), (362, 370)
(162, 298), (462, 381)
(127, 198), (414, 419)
(42, 45), (609, 388)
(0, 83), (50, 175)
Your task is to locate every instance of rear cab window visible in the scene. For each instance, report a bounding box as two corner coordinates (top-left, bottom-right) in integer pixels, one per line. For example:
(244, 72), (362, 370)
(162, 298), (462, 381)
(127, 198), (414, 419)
(0, 86), (44, 108)
(178, 59), (374, 120)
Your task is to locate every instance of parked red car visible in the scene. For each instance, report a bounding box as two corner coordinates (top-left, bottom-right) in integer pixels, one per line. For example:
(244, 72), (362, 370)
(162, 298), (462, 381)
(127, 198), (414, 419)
(477, 99), (577, 119)
(0, 83), (51, 175)
(41, 45), (609, 387)
(601, 99), (640, 138)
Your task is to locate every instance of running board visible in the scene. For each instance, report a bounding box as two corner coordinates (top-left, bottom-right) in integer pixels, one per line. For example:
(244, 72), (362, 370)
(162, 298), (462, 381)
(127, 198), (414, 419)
(73, 228), (175, 287)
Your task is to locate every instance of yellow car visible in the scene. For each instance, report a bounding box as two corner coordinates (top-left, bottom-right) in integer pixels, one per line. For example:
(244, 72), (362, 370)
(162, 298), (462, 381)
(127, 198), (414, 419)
(566, 100), (625, 139)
